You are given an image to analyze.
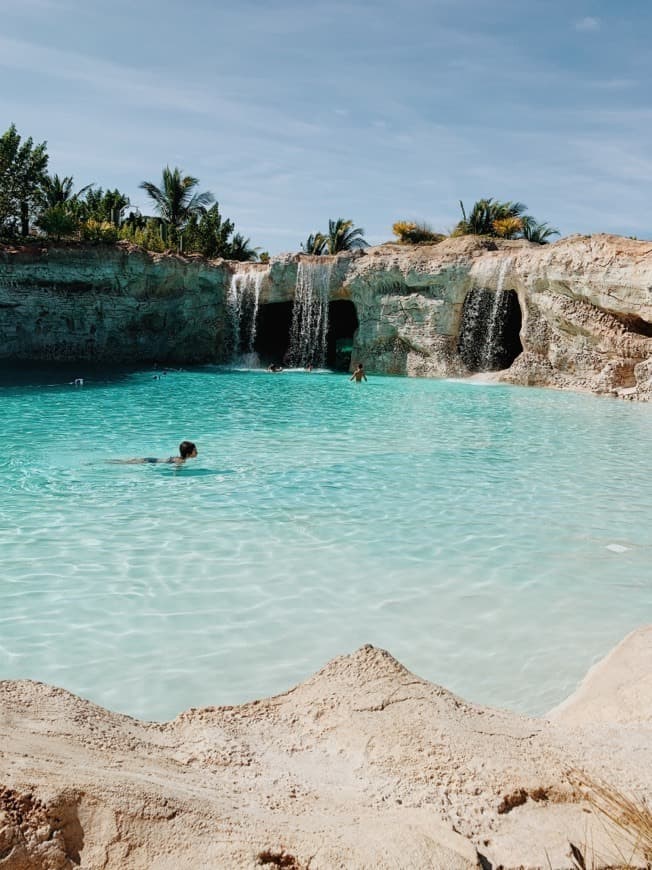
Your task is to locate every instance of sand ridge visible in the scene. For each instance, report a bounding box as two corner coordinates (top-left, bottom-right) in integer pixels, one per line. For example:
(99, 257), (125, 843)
(1, 629), (651, 869)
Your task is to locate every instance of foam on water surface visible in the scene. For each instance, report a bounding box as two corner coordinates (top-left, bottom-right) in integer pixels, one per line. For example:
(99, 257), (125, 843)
(1, 364), (651, 720)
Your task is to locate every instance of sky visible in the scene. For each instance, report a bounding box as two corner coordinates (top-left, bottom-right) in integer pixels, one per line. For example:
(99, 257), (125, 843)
(1, 0), (651, 254)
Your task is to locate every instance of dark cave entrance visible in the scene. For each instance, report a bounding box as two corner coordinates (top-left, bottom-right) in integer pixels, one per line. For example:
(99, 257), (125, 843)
(457, 287), (523, 372)
(254, 300), (358, 370)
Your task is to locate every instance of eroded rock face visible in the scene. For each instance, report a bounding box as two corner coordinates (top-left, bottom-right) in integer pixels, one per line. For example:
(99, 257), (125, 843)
(335, 235), (652, 397)
(2, 235), (652, 398)
(0, 244), (230, 363)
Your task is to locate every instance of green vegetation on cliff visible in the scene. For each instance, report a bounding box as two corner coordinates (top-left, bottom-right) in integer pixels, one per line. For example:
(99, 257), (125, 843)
(1, 123), (560, 257)
(301, 218), (369, 254)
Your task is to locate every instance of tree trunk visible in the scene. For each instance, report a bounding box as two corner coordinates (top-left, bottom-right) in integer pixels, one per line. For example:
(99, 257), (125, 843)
(20, 200), (29, 236)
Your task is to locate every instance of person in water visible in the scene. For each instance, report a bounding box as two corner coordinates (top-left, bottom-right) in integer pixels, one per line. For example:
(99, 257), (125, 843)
(110, 441), (198, 465)
(349, 363), (367, 383)
(267, 363), (283, 373)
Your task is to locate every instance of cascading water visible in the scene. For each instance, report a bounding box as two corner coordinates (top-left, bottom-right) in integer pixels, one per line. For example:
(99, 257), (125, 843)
(288, 259), (333, 367)
(480, 256), (514, 370)
(226, 269), (268, 365)
(458, 256), (522, 372)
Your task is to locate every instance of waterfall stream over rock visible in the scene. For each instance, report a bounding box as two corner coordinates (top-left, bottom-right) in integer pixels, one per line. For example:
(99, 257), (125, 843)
(226, 269), (269, 365)
(458, 258), (523, 372)
(288, 259), (334, 367)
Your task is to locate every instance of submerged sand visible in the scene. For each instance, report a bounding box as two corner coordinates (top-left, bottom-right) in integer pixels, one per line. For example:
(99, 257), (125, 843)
(1, 626), (651, 869)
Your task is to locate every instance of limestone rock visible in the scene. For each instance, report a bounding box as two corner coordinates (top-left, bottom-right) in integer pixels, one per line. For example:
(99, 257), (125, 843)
(1, 235), (651, 398)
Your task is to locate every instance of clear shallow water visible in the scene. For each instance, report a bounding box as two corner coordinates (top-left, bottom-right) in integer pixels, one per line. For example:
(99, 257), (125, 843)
(1, 363), (651, 721)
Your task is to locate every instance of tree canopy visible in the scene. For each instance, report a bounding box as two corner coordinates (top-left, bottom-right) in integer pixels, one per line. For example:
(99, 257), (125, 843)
(139, 166), (215, 246)
(300, 219), (368, 255)
(301, 232), (328, 255)
(453, 199), (559, 244)
(0, 123), (49, 236)
(0, 123), (566, 257)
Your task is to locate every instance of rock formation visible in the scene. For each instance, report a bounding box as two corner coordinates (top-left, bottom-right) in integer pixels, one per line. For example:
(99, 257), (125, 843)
(1, 234), (652, 399)
(0, 244), (229, 364)
(1, 627), (651, 869)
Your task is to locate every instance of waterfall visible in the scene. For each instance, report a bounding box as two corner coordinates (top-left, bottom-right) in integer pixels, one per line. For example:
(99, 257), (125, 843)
(458, 257), (521, 372)
(226, 269), (268, 365)
(458, 288), (489, 371)
(479, 257), (513, 370)
(288, 259), (333, 367)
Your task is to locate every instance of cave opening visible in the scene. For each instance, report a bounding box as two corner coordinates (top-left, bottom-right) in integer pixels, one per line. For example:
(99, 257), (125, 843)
(254, 300), (358, 370)
(458, 287), (523, 372)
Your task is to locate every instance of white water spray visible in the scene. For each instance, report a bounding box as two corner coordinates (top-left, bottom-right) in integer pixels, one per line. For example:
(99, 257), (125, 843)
(226, 269), (268, 364)
(480, 257), (513, 370)
(289, 259), (333, 367)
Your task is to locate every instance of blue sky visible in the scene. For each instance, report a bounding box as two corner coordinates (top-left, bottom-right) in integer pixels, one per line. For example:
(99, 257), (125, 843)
(1, 0), (651, 253)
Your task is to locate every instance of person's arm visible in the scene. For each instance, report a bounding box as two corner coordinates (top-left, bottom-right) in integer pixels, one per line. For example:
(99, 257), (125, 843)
(349, 373), (355, 381)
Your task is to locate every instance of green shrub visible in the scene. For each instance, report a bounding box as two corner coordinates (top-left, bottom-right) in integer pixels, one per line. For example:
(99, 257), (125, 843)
(80, 219), (118, 243)
(392, 220), (444, 244)
(119, 220), (166, 252)
(36, 204), (79, 240)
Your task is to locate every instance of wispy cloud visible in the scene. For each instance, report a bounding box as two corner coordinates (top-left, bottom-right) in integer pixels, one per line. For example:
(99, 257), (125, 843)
(0, 36), (214, 115)
(2, 1), (650, 250)
(575, 16), (601, 32)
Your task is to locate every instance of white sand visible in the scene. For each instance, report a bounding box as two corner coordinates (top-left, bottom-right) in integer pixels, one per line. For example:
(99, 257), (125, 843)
(1, 627), (651, 869)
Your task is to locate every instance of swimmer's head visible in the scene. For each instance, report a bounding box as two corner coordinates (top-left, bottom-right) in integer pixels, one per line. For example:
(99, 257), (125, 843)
(179, 440), (197, 459)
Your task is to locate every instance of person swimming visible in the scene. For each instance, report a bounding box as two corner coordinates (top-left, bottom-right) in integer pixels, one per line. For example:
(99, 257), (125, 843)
(109, 441), (198, 465)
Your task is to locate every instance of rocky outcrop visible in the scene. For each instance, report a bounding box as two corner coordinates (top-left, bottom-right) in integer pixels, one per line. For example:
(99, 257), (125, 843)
(259, 235), (652, 396)
(2, 234), (652, 398)
(1, 628), (651, 869)
(0, 243), (230, 363)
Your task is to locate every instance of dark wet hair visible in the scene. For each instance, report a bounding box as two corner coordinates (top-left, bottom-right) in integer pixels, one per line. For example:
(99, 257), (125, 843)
(179, 441), (197, 459)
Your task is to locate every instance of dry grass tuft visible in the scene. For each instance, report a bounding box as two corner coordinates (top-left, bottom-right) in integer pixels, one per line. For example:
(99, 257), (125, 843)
(567, 769), (652, 869)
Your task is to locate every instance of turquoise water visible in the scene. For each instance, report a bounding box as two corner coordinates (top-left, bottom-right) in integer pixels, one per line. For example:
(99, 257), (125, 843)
(1, 364), (651, 721)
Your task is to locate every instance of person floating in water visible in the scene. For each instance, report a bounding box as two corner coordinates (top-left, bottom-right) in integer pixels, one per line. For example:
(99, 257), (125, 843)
(349, 363), (367, 383)
(267, 363), (283, 373)
(110, 441), (198, 465)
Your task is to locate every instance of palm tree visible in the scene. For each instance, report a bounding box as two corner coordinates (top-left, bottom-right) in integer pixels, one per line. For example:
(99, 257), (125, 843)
(301, 232), (328, 255)
(228, 232), (259, 262)
(139, 166), (214, 248)
(39, 174), (93, 210)
(326, 218), (368, 253)
(454, 199), (528, 238)
(521, 217), (560, 244)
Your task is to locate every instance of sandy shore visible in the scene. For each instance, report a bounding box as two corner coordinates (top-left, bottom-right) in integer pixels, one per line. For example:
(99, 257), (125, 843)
(1, 626), (651, 869)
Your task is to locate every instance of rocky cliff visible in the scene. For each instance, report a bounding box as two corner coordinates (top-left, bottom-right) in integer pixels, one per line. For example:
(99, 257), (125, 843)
(261, 234), (652, 399)
(2, 234), (652, 398)
(0, 243), (229, 363)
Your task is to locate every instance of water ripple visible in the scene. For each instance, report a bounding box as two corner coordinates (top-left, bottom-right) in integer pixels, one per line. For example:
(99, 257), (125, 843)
(1, 367), (651, 719)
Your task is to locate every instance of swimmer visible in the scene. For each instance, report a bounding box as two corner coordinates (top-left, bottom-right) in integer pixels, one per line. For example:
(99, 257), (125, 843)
(69, 377), (84, 386)
(267, 363), (283, 373)
(349, 363), (367, 383)
(109, 440), (198, 465)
